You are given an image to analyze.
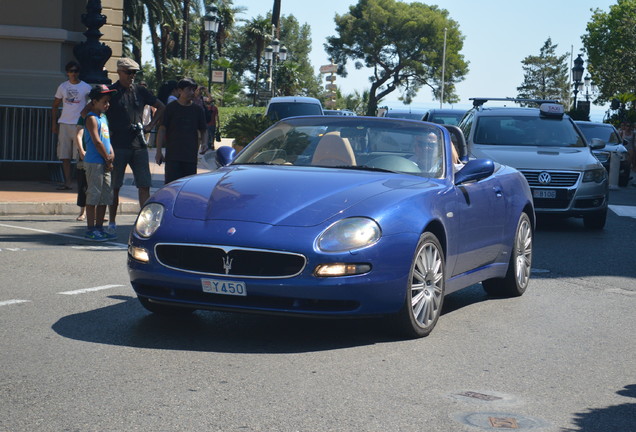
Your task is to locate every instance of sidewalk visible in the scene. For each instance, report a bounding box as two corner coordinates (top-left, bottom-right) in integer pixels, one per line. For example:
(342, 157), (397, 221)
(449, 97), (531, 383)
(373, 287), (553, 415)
(0, 145), (227, 216)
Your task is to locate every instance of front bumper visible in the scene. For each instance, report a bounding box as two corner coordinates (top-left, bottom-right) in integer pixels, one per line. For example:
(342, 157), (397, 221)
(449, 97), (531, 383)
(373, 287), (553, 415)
(128, 222), (419, 317)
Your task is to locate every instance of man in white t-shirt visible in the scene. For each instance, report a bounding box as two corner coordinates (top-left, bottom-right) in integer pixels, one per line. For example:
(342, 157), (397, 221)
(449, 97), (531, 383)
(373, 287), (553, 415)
(52, 61), (92, 190)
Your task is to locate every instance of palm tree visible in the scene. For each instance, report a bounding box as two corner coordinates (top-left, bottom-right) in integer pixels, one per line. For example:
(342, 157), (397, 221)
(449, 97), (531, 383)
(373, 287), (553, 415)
(123, 0), (180, 81)
(243, 17), (272, 104)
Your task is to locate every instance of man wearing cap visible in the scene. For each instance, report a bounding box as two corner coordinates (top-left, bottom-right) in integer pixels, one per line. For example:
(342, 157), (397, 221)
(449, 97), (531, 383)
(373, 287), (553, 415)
(156, 78), (208, 184)
(100, 57), (164, 234)
(52, 61), (92, 190)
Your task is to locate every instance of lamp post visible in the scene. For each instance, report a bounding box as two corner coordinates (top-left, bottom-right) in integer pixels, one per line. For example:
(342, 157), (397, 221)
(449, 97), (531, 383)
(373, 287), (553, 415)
(264, 26), (288, 97)
(571, 54), (584, 111)
(203, 5), (220, 93)
(582, 74), (598, 102)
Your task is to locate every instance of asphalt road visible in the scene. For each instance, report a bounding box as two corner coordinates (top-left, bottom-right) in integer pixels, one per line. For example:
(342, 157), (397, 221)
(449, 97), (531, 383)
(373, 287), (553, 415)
(1, 187), (635, 432)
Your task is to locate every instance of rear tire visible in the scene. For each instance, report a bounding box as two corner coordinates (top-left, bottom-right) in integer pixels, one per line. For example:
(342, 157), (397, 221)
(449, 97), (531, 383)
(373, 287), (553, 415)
(138, 296), (195, 316)
(583, 209), (607, 230)
(392, 232), (445, 338)
(482, 213), (532, 298)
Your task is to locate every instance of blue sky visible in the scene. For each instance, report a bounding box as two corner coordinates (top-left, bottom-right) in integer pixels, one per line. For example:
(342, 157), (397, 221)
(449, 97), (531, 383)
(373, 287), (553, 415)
(145, 0), (616, 119)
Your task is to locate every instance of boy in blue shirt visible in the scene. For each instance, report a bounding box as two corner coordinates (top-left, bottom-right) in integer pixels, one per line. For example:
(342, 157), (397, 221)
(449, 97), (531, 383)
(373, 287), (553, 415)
(83, 85), (117, 241)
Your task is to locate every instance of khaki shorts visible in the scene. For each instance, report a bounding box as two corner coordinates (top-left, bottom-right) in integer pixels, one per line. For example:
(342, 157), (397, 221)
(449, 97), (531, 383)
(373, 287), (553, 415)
(84, 162), (113, 206)
(57, 123), (78, 160)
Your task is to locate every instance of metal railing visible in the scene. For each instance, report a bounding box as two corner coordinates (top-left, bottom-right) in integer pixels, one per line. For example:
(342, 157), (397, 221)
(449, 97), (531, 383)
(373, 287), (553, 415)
(0, 105), (58, 162)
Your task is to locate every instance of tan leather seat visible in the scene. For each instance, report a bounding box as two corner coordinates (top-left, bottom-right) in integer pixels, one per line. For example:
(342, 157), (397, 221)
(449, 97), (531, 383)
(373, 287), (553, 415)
(311, 132), (356, 166)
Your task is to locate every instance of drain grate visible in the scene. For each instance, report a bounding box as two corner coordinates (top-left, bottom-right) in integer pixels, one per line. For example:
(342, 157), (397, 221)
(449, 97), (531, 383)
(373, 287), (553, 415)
(457, 391), (503, 402)
(489, 416), (519, 428)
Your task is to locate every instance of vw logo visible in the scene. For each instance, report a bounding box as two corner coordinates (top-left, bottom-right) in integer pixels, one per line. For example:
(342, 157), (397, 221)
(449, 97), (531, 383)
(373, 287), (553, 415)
(538, 172), (552, 185)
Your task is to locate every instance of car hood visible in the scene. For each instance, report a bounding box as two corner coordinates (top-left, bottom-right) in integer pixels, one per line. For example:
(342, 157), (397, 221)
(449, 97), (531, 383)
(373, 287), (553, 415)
(170, 165), (428, 226)
(471, 145), (598, 170)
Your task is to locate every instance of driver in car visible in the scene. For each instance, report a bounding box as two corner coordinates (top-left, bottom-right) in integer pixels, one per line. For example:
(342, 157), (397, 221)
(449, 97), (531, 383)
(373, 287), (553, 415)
(411, 132), (442, 175)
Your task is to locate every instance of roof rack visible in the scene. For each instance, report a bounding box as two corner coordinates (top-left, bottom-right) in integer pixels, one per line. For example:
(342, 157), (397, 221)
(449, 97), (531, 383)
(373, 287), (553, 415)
(470, 97), (560, 107)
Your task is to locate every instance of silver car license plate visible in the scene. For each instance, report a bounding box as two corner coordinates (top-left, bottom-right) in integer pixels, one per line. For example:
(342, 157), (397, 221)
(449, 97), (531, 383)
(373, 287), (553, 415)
(201, 278), (247, 296)
(533, 189), (556, 199)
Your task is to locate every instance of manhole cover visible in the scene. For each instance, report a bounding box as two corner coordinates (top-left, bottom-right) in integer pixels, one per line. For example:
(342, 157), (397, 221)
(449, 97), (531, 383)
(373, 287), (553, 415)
(450, 390), (518, 405)
(455, 412), (548, 430)
(457, 391), (503, 402)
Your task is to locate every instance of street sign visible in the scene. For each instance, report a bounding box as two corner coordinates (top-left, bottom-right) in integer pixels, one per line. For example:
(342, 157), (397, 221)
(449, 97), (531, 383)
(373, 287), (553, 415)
(319, 64), (338, 74)
(211, 69), (226, 84)
(324, 99), (337, 108)
(258, 90), (272, 100)
(325, 75), (337, 82)
(325, 83), (337, 91)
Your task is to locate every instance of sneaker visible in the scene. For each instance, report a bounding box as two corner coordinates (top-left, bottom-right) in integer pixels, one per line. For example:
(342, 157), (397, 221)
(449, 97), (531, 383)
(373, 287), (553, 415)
(104, 223), (117, 235)
(99, 229), (117, 240)
(85, 229), (108, 242)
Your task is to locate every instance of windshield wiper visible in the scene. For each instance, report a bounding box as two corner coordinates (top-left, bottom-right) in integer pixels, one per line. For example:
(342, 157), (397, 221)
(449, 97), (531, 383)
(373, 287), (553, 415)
(331, 165), (397, 173)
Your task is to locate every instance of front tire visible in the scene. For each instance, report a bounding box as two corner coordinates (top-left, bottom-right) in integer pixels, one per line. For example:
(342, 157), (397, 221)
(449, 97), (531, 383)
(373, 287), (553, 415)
(392, 232), (445, 338)
(483, 213), (532, 297)
(583, 209), (607, 230)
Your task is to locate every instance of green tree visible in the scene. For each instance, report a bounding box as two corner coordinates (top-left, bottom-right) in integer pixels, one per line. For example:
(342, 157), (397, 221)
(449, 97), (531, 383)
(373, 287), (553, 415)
(123, 0), (180, 67)
(516, 38), (570, 106)
(582, 0), (636, 103)
(277, 15), (322, 97)
(325, 0), (468, 116)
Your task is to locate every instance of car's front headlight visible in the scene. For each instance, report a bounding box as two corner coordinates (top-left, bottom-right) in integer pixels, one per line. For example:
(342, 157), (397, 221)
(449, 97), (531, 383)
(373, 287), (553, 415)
(317, 217), (381, 252)
(582, 168), (607, 183)
(135, 203), (165, 238)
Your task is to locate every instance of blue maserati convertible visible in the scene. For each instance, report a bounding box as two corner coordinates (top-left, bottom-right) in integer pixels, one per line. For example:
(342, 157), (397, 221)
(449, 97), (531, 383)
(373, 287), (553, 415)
(128, 116), (534, 338)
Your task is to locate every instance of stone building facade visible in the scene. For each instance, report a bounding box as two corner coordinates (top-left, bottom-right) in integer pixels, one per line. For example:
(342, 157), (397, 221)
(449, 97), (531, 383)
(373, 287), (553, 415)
(0, 0), (123, 107)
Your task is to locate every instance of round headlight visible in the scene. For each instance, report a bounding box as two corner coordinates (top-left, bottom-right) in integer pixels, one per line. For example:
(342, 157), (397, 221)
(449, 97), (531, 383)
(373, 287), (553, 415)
(317, 217), (381, 252)
(135, 203), (165, 238)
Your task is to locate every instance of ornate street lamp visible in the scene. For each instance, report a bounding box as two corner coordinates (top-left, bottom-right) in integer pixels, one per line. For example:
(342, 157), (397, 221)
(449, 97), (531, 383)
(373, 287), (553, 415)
(73, 0), (112, 84)
(571, 54), (584, 110)
(264, 26), (289, 97)
(204, 5), (220, 92)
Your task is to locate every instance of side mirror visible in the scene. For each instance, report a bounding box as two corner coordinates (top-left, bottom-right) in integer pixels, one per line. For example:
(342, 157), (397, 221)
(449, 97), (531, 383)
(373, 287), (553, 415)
(589, 138), (606, 150)
(215, 146), (236, 167)
(454, 159), (495, 185)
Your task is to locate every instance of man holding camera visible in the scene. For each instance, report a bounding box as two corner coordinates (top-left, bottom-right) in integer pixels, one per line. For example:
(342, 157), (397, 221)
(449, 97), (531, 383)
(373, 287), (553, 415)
(104, 58), (165, 233)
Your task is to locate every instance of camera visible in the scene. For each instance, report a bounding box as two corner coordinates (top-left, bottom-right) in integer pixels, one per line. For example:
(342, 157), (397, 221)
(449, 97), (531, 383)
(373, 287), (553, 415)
(129, 122), (147, 146)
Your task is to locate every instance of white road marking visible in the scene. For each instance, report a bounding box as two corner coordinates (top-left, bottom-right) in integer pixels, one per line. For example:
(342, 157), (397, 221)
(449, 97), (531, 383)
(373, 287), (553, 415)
(58, 284), (124, 295)
(532, 268), (550, 273)
(0, 299), (30, 307)
(0, 223), (127, 247)
(609, 205), (636, 219)
(72, 245), (128, 251)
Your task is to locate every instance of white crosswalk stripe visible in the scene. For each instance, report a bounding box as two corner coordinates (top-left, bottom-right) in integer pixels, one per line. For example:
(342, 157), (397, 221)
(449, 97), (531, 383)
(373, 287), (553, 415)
(58, 284), (124, 295)
(609, 205), (636, 219)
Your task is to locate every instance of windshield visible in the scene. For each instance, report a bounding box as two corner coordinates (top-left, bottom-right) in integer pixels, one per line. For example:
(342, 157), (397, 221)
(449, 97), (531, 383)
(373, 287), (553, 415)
(233, 117), (447, 178)
(384, 112), (425, 120)
(474, 115), (585, 147)
(429, 112), (465, 125)
(577, 123), (621, 144)
(267, 102), (323, 120)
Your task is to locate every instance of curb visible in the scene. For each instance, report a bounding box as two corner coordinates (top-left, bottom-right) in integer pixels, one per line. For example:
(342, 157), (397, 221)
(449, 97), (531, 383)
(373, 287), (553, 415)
(0, 201), (140, 216)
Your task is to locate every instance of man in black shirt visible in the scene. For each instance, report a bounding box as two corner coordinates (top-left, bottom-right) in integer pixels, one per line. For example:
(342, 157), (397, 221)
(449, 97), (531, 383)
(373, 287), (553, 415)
(155, 78), (207, 184)
(106, 58), (164, 232)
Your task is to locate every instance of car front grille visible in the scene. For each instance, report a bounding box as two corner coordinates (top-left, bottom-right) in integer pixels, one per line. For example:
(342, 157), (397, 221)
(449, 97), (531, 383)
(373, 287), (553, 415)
(520, 170), (580, 187)
(155, 244), (306, 278)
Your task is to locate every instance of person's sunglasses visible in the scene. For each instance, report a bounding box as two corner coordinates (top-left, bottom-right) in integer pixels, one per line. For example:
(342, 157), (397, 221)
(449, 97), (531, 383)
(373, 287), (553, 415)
(68, 69), (79, 73)
(119, 70), (137, 76)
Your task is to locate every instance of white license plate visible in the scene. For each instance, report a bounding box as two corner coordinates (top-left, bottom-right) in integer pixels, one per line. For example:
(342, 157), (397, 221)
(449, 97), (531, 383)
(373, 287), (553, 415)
(201, 278), (247, 296)
(533, 189), (556, 199)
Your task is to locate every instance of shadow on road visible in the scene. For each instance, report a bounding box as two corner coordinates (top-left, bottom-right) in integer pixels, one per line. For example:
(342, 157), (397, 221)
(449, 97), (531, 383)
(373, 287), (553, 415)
(51, 284), (490, 354)
(565, 384), (636, 432)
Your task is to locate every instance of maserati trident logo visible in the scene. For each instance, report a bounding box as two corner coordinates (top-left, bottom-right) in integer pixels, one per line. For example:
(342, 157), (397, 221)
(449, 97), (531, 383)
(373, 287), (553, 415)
(222, 256), (233, 274)
(538, 171), (552, 185)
